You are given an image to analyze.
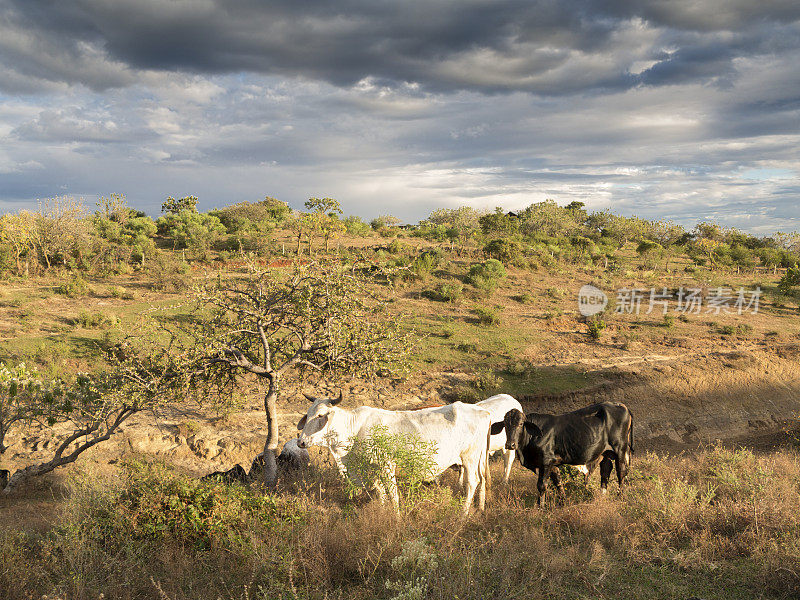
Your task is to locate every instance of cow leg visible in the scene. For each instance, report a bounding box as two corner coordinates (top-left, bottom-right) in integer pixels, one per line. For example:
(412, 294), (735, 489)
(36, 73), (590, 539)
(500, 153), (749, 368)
(614, 449), (629, 492)
(502, 449), (514, 484)
(537, 465), (552, 507)
(549, 468), (565, 501)
(457, 465), (465, 490)
(584, 456), (602, 486)
(461, 463), (478, 517)
(599, 455), (613, 495)
(477, 462), (486, 512)
(383, 464), (400, 512)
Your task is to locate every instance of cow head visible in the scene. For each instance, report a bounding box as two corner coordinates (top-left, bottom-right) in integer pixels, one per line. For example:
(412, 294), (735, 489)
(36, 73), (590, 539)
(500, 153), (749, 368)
(296, 391), (343, 449)
(491, 409), (541, 451)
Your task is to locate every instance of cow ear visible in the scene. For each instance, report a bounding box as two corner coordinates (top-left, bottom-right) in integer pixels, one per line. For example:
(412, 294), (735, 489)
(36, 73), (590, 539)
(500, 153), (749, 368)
(305, 414), (329, 435)
(303, 393), (316, 402)
(330, 391), (343, 406)
(297, 415), (307, 431)
(524, 422), (542, 438)
(490, 421), (505, 435)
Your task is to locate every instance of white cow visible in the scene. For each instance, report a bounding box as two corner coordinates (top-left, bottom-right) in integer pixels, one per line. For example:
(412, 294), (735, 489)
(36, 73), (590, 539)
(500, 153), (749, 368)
(297, 392), (491, 516)
(473, 394), (523, 484)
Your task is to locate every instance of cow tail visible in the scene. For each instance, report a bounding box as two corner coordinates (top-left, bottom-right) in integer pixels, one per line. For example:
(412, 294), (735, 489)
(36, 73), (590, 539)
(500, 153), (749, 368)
(483, 417), (492, 490)
(628, 408), (635, 455)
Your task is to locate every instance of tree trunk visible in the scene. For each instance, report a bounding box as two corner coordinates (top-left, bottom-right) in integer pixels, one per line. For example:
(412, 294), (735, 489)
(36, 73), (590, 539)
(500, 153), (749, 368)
(261, 374), (280, 487)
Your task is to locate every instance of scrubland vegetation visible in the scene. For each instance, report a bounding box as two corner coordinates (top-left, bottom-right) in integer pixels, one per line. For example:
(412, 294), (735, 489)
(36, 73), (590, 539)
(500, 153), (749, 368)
(1, 447), (798, 599)
(1, 192), (800, 598)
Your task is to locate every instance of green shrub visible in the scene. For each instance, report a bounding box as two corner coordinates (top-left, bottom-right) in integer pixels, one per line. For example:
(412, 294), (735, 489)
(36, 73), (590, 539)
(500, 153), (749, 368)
(587, 318), (606, 339)
(146, 252), (192, 293)
(483, 239), (523, 265)
(455, 341), (477, 353)
(422, 282), (462, 303)
(65, 460), (302, 552)
(662, 314), (675, 328)
(343, 426), (438, 509)
(473, 306), (500, 326)
(513, 293), (535, 304)
(412, 249), (445, 280)
(778, 264), (800, 294)
(343, 215), (371, 236)
(467, 259), (507, 293)
(387, 239), (407, 255)
(108, 285), (134, 300)
(56, 275), (91, 298)
(74, 310), (120, 329)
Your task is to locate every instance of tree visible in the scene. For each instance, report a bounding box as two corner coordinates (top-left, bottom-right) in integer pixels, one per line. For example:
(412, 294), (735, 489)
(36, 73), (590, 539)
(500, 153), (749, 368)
(29, 197), (89, 271)
(0, 211), (35, 275)
(305, 198), (345, 254)
(0, 361), (152, 493)
(478, 207), (520, 237)
(371, 215), (401, 230)
(778, 264), (800, 294)
(162, 195), (199, 215)
(96, 193), (131, 224)
(177, 260), (412, 486)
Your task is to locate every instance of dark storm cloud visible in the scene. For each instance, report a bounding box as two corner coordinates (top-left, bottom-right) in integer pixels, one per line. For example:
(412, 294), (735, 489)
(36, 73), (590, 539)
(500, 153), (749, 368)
(2, 0), (798, 94)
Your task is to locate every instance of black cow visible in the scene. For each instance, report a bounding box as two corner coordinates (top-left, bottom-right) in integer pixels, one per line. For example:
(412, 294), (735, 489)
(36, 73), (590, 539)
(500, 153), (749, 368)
(0, 469), (9, 490)
(490, 402), (634, 505)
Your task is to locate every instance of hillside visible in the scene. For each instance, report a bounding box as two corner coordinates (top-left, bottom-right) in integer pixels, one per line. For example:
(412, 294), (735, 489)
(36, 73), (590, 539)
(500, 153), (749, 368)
(0, 197), (799, 599)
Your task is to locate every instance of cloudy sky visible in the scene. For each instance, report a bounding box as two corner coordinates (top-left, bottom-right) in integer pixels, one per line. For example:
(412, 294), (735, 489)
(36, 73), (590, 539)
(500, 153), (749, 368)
(0, 1), (798, 232)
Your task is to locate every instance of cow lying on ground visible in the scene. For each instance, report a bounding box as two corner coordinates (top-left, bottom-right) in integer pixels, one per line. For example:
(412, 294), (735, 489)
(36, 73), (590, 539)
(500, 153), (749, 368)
(203, 439), (309, 484)
(297, 391), (491, 516)
(202, 463), (249, 484)
(491, 402), (633, 505)
(250, 438), (311, 479)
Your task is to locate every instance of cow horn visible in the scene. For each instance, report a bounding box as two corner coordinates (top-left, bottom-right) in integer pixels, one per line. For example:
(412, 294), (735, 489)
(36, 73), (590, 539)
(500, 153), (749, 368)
(331, 391), (343, 406)
(303, 393), (316, 402)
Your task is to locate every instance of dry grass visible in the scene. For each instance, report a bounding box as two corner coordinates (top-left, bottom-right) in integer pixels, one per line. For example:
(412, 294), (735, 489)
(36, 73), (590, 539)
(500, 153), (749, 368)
(1, 447), (798, 600)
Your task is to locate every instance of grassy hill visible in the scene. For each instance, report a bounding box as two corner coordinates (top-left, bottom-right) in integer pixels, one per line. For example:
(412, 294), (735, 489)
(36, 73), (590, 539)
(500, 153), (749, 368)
(1, 196), (799, 599)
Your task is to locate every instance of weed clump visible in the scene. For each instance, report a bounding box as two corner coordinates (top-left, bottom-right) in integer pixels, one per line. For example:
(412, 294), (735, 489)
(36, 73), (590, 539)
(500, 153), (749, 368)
(587, 318), (606, 339)
(422, 282), (463, 303)
(466, 259), (506, 294)
(56, 275), (91, 298)
(473, 306), (500, 326)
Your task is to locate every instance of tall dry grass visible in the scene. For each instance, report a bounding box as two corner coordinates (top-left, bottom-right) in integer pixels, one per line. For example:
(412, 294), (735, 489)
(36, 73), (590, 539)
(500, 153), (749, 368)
(1, 447), (798, 600)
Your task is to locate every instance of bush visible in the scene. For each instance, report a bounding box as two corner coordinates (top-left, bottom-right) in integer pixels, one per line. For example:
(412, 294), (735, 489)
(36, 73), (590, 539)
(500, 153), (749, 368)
(387, 239), (407, 255)
(513, 293), (535, 304)
(467, 259), (507, 293)
(422, 282), (463, 303)
(473, 306), (500, 326)
(778, 264), (800, 294)
(74, 310), (120, 329)
(65, 461), (301, 551)
(587, 318), (606, 339)
(662, 314), (675, 328)
(343, 426), (438, 509)
(146, 252), (192, 292)
(56, 275), (91, 298)
(483, 239), (523, 265)
(343, 215), (371, 236)
(411, 249), (445, 280)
